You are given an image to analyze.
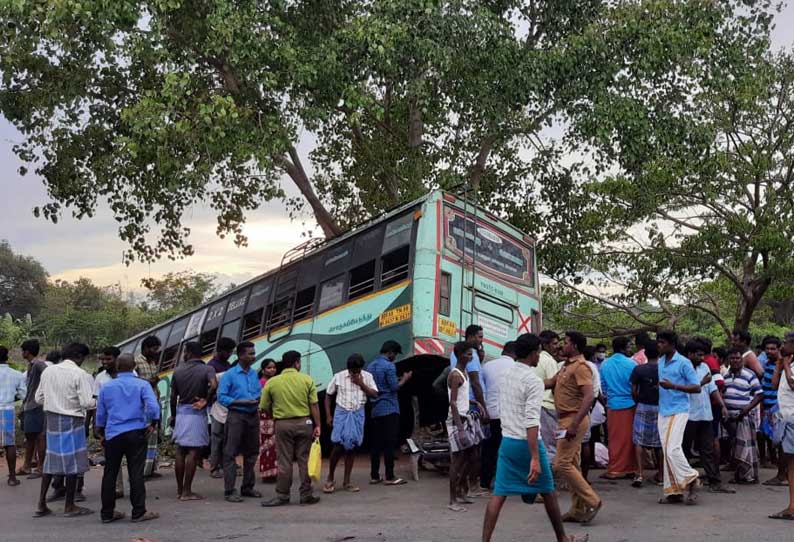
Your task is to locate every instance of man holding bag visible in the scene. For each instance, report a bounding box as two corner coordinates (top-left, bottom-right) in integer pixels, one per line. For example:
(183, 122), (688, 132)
(260, 350), (321, 507)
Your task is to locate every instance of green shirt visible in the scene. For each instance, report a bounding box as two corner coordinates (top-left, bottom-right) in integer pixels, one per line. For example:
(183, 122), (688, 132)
(259, 368), (318, 419)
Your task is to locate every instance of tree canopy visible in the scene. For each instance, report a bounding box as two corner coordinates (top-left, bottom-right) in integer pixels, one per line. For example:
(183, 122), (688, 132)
(0, 240), (48, 319)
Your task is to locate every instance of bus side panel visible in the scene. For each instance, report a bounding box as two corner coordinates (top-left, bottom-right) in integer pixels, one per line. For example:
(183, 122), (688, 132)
(411, 194), (442, 346)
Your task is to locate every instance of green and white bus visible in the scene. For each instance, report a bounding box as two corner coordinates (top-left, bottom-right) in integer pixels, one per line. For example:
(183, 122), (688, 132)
(117, 189), (541, 430)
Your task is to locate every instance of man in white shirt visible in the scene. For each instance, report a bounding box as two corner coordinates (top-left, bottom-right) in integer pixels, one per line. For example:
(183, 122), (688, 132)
(770, 331), (794, 520)
(482, 334), (586, 542)
(479, 341), (517, 491)
(535, 331), (562, 462)
(323, 354), (378, 493)
(34, 342), (96, 518)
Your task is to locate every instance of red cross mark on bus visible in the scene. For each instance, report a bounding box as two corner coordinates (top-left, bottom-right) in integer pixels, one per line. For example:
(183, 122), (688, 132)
(517, 310), (532, 333)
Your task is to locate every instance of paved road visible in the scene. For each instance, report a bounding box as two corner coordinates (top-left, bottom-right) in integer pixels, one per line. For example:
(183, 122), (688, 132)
(0, 457), (791, 542)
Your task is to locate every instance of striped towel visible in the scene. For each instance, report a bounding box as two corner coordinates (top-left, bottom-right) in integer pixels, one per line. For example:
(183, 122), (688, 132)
(44, 412), (89, 475)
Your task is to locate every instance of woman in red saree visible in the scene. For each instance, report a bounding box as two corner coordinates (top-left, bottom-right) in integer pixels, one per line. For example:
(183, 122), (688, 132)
(258, 359), (278, 482)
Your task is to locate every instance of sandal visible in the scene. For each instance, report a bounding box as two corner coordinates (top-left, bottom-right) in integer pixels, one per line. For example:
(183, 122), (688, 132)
(7, 477), (20, 486)
(769, 511), (794, 520)
(762, 477), (789, 487)
(323, 482), (336, 494)
(102, 511), (125, 524)
(343, 484), (360, 492)
(384, 478), (406, 486)
(447, 503), (466, 512)
(369, 478), (383, 485)
(33, 508), (53, 518)
(631, 475), (644, 488)
(64, 506), (94, 518)
(131, 511), (159, 523)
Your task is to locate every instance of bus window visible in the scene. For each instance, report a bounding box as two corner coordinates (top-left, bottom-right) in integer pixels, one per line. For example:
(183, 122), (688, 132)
(318, 275), (345, 313)
(439, 271), (451, 316)
(161, 316), (190, 371)
(200, 327), (220, 356)
(349, 260), (376, 300)
(293, 286), (316, 321)
(381, 245), (410, 287)
(267, 298), (291, 332)
(120, 340), (136, 354)
(221, 319), (241, 343)
(241, 307), (266, 341)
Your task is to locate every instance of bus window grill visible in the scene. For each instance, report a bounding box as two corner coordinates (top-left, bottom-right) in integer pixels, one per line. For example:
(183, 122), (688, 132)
(293, 302), (313, 321)
(160, 355), (177, 373)
(349, 276), (376, 298)
(241, 308), (265, 341)
(381, 262), (409, 286)
(201, 341), (216, 356)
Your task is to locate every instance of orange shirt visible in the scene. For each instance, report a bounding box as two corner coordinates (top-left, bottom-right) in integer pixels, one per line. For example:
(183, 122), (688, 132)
(553, 355), (594, 417)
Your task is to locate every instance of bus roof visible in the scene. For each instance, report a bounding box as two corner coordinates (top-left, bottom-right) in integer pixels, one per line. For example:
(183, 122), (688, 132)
(118, 188), (529, 347)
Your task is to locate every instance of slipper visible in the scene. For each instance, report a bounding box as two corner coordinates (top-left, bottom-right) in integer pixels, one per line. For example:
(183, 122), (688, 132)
(7, 478), (21, 486)
(102, 511), (125, 524)
(33, 508), (53, 518)
(447, 503), (466, 512)
(658, 496), (683, 505)
(384, 478), (406, 486)
(64, 507), (94, 518)
(27, 472), (43, 479)
(580, 500), (602, 524)
(179, 493), (204, 501)
(16, 468), (31, 476)
(456, 497), (474, 504)
(762, 478), (789, 487)
(631, 476), (644, 488)
(369, 478), (383, 485)
(323, 482), (335, 494)
(131, 511), (159, 523)
(769, 511), (794, 520)
(343, 484), (360, 492)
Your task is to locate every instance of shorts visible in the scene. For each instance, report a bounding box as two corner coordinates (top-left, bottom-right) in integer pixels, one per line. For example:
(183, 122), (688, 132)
(23, 408), (45, 434)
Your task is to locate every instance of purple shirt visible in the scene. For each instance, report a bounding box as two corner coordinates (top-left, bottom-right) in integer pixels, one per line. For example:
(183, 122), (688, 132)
(207, 357), (231, 375)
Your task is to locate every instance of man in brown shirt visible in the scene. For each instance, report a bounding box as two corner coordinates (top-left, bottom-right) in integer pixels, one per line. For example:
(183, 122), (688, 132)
(547, 331), (602, 524)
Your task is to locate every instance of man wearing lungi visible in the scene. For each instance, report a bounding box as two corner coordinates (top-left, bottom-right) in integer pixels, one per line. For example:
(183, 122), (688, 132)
(135, 335), (162, 478)
(33, 342), (95, 518)
(629, 341), (663, 486)
(599, 336), (639, 481)
(722, 346), (763, 484)
(19, 339), (46, 479)
(323, 354), (378, 494)
(169, 341), (216, 501)
(0, 345), (26, 487)
(482, 334), (587, 542)
(217, 341), (262, 502)
(656, 330), (702, 505)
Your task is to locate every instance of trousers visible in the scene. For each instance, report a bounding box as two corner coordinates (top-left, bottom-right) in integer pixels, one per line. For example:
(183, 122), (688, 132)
(101, 429), (147, 521)
(275, 417), (314, 500)
(370, 413), (400, 481)
(553, 415), (601, 520)
(480, 418), (502, 489)
(683, 420), (722, 487)
(223, 410), (259, 494)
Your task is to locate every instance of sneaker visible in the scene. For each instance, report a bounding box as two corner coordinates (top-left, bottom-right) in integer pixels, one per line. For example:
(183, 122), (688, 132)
(299, 495), (321, 505)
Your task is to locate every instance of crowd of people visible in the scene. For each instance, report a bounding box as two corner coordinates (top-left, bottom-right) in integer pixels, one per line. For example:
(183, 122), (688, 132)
(1, 325), (794, 537)
(0, 335), (414, 523)
(442, 326), (794, 542)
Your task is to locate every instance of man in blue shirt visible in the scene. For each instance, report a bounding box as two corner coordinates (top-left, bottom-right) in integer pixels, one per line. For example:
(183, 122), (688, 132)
(656, 330), (702, 504)
(599, 336), (638, 480)
(680, 341), (733, 495)
(366, 340), (411, 485)
(218, 341), (263, 502)
(760, 337), (789, 486)
(96, 353), (160, 524)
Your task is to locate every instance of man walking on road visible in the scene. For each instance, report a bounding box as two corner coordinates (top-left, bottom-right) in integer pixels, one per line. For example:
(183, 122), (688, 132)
(34, 342), (95, 518)
(482, 334), (587, 542)
(479, 341), (517, 490)
(548, 331), (601, 524)
(367, 340), (412, 486)
(96, 354), (160, 524)
(260, 350), (322, 506)
(656, 330), (702, 505)
(217, 341), (262, 502)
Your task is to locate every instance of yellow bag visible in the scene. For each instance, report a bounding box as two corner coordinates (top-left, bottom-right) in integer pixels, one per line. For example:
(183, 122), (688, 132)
(308, 438), (322, 481)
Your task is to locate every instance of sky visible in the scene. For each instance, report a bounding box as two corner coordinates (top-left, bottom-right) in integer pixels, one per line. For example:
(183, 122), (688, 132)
(1, 4), (793, 295)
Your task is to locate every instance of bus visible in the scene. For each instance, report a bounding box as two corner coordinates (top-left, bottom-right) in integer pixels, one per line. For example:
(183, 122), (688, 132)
(117, 189), (541, 433)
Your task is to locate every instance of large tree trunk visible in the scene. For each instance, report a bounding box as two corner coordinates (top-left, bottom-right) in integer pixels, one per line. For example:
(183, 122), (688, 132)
(734, 277), (772, 332)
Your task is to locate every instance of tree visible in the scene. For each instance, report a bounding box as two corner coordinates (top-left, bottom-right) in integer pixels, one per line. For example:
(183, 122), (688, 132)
(0, 240), (48, 319)
(0, 0), (754, 263)
(140, 271), (218, 313)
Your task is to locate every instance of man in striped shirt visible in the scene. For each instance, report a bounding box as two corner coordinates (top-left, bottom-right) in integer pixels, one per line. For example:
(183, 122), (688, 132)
(723, 348), (763, 484)
(760, 337), (788, 486)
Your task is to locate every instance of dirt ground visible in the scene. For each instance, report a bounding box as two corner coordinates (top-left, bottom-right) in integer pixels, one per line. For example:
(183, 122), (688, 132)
(0, 453), (791, 542)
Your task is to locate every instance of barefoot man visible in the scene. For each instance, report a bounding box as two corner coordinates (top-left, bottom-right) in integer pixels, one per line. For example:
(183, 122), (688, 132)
(482, 334), (587, 542)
